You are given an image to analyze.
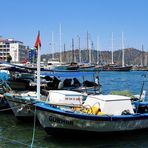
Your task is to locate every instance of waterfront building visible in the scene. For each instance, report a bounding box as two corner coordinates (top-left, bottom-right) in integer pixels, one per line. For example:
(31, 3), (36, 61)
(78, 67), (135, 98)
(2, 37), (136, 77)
(0, 38), (29, 63)
(29, 48), (37, 64)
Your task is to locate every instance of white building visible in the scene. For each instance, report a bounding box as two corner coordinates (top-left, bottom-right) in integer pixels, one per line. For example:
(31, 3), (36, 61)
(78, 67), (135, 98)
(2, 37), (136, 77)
(0, 38), (29, 63)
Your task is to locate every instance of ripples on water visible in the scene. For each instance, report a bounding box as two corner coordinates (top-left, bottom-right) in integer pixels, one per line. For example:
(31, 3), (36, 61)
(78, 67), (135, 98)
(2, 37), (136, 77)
(1, 71), (148, 147)
(100, 71), (148, 100)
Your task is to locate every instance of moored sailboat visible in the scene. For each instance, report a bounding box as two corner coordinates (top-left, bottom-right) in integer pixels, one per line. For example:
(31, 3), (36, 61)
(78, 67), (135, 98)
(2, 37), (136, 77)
(103, 32), (132, 71)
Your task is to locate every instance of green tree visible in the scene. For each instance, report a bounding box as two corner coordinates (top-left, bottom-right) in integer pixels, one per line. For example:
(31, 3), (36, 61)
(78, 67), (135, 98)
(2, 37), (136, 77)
(7, 54), (12, 63)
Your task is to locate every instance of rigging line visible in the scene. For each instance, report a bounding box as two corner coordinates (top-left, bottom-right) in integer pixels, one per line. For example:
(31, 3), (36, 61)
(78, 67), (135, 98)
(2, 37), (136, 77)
(0, 107), (12, 112)
(30, 106), (37, 148)
(0, 137), (48, 148)
(0, 137), (29, 146)
(0, 101), (34, 112)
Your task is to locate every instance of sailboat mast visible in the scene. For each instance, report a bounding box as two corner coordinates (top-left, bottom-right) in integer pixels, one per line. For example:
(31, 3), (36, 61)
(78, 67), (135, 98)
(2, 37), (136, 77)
(111, 32), (114, 64)
(122, 32), (125, 67)
(77, 35), (81, 63)
(63, 43), (66, 63)
(87, 31), (89, 63)
(141, 44), (144, 66)
(59, 24), (62, 62)
(72, 38), (75, 62)
(96, 36), (99, 64)
(51, 32), (54, 60)
(91, 41), (94, 63)
(89, 40), (92, 64)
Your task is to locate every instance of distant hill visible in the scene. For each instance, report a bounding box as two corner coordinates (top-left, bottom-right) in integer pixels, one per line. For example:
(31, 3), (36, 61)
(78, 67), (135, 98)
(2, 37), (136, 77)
(41, 48), (147, 66)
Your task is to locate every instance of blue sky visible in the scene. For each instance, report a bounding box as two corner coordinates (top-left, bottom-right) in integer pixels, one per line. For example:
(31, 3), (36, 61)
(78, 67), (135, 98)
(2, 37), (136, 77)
(1, 0), (148, 54)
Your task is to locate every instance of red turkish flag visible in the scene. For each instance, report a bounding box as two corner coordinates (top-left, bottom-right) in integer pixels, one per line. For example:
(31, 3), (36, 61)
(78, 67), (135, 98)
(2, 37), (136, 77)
(34, 31), (41, 49)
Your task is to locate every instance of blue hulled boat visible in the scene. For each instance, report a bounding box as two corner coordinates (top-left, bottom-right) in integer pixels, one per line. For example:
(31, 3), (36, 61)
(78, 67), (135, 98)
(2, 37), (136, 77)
(34, 94), (148, 136)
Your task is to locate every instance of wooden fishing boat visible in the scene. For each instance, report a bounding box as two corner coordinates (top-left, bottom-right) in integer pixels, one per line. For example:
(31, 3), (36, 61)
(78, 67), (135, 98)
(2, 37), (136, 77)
(4, 71), (100, 121)
(34, 93), (148, 136)
(0, 82), (9, 109)
(4, 91), (46, 121)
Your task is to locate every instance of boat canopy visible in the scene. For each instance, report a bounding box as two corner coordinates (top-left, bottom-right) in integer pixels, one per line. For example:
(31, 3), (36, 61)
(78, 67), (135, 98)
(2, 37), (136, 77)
(41, 71), (97, 78)
(0, 61), (51, 73)
(0, 61), (36, 72)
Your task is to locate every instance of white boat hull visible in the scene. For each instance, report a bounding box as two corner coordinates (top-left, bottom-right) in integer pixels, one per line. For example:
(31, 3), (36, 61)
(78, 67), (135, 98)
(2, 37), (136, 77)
(5, 94), (35, 120)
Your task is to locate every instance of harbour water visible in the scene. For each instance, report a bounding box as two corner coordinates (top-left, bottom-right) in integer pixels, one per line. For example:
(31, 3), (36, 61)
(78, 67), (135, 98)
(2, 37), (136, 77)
(1, 71), (148, 147)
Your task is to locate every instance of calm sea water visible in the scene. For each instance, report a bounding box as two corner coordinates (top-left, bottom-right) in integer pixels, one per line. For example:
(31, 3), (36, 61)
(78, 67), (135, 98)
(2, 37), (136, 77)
(1, 71), (148, 148)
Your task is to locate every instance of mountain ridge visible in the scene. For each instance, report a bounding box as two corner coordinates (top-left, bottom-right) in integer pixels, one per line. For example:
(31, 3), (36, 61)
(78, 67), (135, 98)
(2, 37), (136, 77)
(41, 48), (147, 66)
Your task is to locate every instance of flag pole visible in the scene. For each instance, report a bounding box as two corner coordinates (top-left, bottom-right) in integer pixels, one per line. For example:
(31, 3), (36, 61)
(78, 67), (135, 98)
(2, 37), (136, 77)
(34, 31), (41, 100)
(37, 43), (41, 100)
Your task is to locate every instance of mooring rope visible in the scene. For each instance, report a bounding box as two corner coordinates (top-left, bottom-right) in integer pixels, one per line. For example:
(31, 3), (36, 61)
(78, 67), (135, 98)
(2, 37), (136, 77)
(0, 137), (30, 147)
(0, 137), (47, 148)
(0, 105), (47, 148)
(0, 101), (33, 112)
(0, 107), (13, 112)
(30, 106), (37, 148)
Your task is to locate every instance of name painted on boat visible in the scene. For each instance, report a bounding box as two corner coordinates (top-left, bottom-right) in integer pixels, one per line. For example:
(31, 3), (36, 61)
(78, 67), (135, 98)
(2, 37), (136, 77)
(49, 115), (73, 125)
(65, 97), (81, 101)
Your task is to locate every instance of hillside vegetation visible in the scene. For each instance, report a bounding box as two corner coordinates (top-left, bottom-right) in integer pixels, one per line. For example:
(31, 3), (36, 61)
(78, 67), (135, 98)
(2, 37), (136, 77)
(41, 48), (147, 66)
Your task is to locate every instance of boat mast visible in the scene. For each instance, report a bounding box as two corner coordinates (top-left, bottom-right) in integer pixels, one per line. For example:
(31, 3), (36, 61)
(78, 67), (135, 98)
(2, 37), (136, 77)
(59, 24), (62, 62)
(91, 41), (94, 64)
(111, 32), (114, 64)
(63, 43), (66, 63)
(87, 31), (89, 63)
(86, 31), (92, 64)
(89, 39), (92, 64)
(122, 32), (125, 67)
(77, 35), (81, 63)
(51, 32), (54, 60)
(141, 44), (144, 66)
(96, 36), (99, 64)
(72, 38), (75, 63)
